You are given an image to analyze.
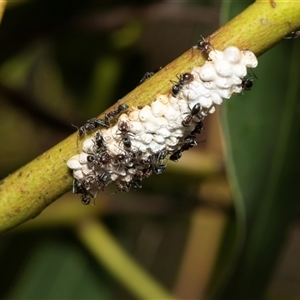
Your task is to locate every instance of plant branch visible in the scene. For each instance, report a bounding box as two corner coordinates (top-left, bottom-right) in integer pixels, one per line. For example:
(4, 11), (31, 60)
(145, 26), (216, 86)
(76, 218), (175, 300)
(0, 0), (300, 232)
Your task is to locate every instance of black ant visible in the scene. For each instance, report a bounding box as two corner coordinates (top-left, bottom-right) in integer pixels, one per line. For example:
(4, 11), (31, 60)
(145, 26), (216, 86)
(171, 83), (182, 97)
(154, 165), (166, 175)
(283, 24), (300, 40)
(77, 104), (129, 137)
(181, 135), (197, 151)
(115, 181), (131, 192)
(156, 149), (168, 162)
(284, 31), (300, 39)
(128, 150), (143, 164)
(95, 173), (111, 189)
(171, 73), (194, 97)
(94, 131), (106, 151)
(73, 178), (84, 194)
(170, 134), (197, 162)
(83, 174), (98, 192)
(87, 154), (97, 164)
(73, 178), (90, 194)
(112, 152), (130, 169)
(133, 169), (144, 178)
(81, 194), (91, 205)
(118, 121), (132, 148)
(185, 134), (197, 146)
(143, 168), (153, 178)
(118, 103), (129, 112)
(182, 103), (201, 127)
(186, 134), (197, 146)
(112, 153), (125, 164)
(241, 72), (257, 92)
(72, 178), (94, 205)
(123, 136), (131, 148)
(139, 72), (155, 85)
(195, 35), (213, 54)
(148, 150), (167, 166)
(78, 118), (108, 137)
(87, 152), (111, 166)
(241, 78), (254, 91)
(77, 122), (94, 137)
(99, 152), (111, 165)
(139, 156), (151, 168)
(169, 149), (183, 162)
(105, 104), (129, 125)
(86, 154), (102, 167)
(191, 121), (204, 135)
(135, 167), (152, 178)
(139, 67), (162, 85)
(131, 178), (142, 189)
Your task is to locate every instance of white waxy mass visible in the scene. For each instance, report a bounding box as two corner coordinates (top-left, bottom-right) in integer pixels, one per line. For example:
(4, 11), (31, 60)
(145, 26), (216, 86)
(67, 45), (258, 204)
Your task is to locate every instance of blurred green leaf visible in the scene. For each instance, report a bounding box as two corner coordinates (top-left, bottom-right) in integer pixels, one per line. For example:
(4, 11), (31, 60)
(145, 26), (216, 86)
(5, 231), (113, 300)
(0, 0), (87, 63)
(216, 1), (300, 299)
(87, 55), (122, 114)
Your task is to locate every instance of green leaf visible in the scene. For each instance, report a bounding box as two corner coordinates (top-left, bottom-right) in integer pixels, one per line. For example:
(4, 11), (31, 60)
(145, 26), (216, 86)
(6, 231), (113, 300)
(216, 1), (300, 299)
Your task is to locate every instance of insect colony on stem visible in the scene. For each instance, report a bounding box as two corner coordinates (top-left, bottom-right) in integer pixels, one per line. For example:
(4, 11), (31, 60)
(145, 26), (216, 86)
(67, 37), (258, 204)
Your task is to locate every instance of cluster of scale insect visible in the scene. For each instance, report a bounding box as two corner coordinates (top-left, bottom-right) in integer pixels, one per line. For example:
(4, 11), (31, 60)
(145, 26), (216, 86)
(68, 102), (178, 204)
(67, 36), (258, 204)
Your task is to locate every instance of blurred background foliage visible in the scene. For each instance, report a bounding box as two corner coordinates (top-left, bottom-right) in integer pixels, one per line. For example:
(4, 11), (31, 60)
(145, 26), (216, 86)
(0, 0), (300, 299)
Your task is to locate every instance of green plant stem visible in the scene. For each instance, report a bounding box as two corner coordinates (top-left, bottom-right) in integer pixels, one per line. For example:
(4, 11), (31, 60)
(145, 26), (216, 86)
(76, 218), (175, 300)
(0, 1), (300, 232)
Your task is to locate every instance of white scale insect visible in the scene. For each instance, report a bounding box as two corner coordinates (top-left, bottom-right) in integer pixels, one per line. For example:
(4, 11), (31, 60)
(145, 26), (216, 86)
(67, 42), (258, 204)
